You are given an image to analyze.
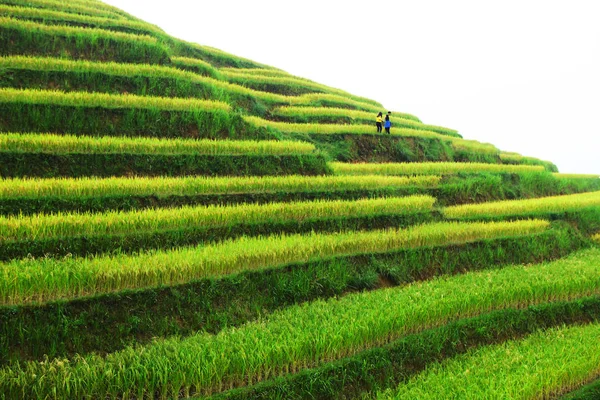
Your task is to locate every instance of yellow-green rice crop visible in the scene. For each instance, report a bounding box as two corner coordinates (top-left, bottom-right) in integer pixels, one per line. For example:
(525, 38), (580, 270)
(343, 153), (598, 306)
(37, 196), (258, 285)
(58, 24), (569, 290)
(377, 323), (600, 400)
(592, 233), (600, 244)
(273, 106), (437, 132)
(554, 173), (600, 179)
(0, 196), (435, 242)
(500, 151), (555, 167)
(0, 55), (287, 103)
(222, 70), (382, 107)
(220, 67), (298, 78)
(174, 39), (278, 70)
(0, 4), (164, 35)
(3, 242), (598, 400)
(0, 133), (314, 155)
(0, 175), (440, 199)
(1, 0), (125, 20)
(330, 161), (545, 176)
(0, 219), (548, 306)
(171, 56), (220, 74)
(444, 190), (600, 219)
(0, 16), (159, 44)
(0, 87), (231, 112)
(243, 117), (498, 154)
(288, 93), (388, 113)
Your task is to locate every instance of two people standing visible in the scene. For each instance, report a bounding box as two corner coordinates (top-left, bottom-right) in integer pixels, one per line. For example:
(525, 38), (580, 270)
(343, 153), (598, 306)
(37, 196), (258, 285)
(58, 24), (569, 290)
(376, 111), (392, 134)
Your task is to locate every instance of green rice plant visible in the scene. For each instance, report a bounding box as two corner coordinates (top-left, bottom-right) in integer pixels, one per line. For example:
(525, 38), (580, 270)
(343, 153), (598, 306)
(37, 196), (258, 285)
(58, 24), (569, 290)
(220, 67), (299, 78)
(2, 243), (598, 399)
(0, 55), (290, 105)
(1, 0), (126, 19)
(0, 175), (439, 199)
(243, 116), (498, 154)
(0, 87), (230, 112)
(554, 173), (600, 179)
(0, 219), (548, 306)
(171, 56), (222, 79)
(272, 106), (440, 134)
(444, 190), (600, 219)
(2, 225), (580, 364)
(168, 38), (278, 69)
(288, 93), (391, 113)
(376, 323), (600, 399)
(592, 233), (600, 244)
(0, 133), (309, 154)
(221, 70), (382, 106)
(500, 151), (558, 172)
(330, 161), (545, 176)
(0, 16), (170, 64)
(0, 196), (435, 242)
(0, 4), (164, 36)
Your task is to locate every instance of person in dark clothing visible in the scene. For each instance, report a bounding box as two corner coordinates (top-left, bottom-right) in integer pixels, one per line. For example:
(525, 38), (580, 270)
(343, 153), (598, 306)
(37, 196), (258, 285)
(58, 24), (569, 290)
(376, 112), (383, 133)
(384, 111), (392, 134)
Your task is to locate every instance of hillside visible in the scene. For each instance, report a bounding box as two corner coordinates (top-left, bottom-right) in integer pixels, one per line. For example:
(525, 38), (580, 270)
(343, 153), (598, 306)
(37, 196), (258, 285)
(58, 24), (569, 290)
(0, 1), (599, 399)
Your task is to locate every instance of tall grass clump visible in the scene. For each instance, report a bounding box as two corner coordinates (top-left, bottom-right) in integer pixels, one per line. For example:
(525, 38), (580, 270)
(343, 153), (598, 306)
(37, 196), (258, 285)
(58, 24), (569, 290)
(444, 191), (600, 219)
(0, 175), (439, 199)
(0, 219), (549, 305)
(330, 161), (545, 176)
(2, 244), (598, 399)
(0, 17), (170, 64)
(0, 196), (435, 241)
(376, 323), (600, 399)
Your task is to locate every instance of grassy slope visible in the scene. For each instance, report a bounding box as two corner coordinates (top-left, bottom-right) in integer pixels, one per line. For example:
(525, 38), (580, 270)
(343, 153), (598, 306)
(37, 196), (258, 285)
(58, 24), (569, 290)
(0, 2), (599, 400)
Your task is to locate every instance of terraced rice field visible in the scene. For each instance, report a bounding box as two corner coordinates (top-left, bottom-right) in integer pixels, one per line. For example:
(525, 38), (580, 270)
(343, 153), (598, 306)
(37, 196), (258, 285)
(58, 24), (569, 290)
(0, 1), (599, 399)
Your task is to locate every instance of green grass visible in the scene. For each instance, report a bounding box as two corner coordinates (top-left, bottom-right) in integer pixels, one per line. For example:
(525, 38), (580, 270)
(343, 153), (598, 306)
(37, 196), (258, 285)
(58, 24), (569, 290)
(376, 323), (600, 399)
(0, 16), (170, 64)
(0, 4), (164, 36)
(272, 106), (452, 135)
(0, 174), (439, 198)
(0, 133), (311, 154)
(0, 219), (547, 306)
(2, 244), (598, 399)
(244, 116), (498, 154)
(444, 191), (600, 219)
(330, 161), (545, 175)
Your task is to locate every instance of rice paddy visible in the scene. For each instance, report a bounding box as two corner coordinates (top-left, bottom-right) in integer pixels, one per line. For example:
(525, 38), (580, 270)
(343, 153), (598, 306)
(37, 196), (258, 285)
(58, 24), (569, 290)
(444, 190), (600, 219)
(1, 1), (598, 399)
(0, 132), (314, 155)
(330, 161), (546, 175)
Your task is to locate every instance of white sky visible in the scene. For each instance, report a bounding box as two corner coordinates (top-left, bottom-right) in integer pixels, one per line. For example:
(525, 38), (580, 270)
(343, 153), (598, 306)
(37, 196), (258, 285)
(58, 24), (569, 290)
(104, 0), (599, 173)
